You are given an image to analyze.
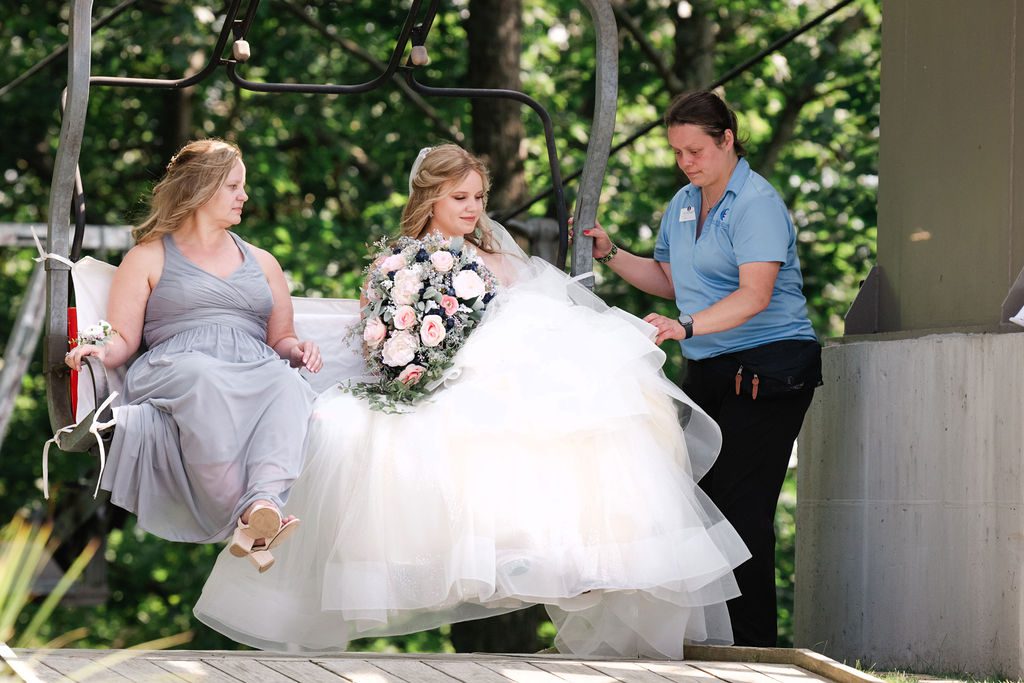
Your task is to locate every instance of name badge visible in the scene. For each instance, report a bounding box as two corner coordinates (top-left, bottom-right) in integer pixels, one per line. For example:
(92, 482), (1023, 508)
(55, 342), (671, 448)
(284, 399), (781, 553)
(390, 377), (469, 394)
(679, 206), (696, 222)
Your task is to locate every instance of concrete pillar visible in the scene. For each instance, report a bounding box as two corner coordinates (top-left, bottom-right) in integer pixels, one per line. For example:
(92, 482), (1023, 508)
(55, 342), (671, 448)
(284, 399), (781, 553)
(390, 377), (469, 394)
(796, 334), (1024, 677)
(796, 1), (1024, 677)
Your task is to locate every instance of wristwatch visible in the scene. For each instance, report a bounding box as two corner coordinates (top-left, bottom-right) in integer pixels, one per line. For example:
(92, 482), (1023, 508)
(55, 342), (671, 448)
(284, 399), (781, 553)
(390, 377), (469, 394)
(678, 313), (694, 339)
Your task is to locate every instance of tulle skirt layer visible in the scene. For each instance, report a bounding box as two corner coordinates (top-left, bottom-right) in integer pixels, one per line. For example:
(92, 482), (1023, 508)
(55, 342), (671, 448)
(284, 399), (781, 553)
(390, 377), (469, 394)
(195, 264), (749, 658)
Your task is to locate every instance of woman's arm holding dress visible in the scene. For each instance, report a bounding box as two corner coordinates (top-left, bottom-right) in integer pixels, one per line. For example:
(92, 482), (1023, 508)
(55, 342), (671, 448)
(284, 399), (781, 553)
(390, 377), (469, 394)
(646, 192), (792, 345)
(254, 248), (323, 373)
(645, 261), (779, 345)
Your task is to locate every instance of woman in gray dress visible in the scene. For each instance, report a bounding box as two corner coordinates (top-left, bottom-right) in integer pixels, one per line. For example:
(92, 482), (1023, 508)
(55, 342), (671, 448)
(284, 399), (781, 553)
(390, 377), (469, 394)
(64, 139), (322, 572)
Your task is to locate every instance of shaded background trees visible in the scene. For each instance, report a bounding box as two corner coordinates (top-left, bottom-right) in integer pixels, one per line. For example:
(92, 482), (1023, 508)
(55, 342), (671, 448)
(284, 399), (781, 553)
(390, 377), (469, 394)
(0, 0), (879, 651)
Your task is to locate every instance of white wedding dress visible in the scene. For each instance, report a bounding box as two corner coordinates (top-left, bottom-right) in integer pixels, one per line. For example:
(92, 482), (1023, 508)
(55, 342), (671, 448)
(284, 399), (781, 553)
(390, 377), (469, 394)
(194, 228), (750, 659)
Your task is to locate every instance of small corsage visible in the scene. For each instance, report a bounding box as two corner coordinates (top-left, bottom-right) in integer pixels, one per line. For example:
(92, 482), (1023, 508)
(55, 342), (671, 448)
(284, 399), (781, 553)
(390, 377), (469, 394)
(74, 320), (119, 347)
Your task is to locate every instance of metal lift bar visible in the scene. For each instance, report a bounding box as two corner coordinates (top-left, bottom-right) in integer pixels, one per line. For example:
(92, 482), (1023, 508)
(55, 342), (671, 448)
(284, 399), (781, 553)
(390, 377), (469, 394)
(88, 0), (246, 89)
(401, 9), (569, 269)
(44, 0), (94, 434)
(225, 0), (425, 94)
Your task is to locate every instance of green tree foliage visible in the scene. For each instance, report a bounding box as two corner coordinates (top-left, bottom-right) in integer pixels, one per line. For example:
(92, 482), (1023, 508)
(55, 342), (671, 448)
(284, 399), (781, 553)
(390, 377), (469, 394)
(1, 0), (879, 651)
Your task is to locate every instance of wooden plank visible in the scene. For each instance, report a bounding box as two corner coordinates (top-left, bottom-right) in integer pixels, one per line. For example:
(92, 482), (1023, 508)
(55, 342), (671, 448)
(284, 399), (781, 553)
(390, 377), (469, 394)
(105, 657), (191, 682)
(262, 659), (352, 682)
(638, 661), (725, 683)
(312, 659), (409, 682)
(7, 647), (887, 683)
(202, 656), (302, 682)
(34, 653), (133, 681)
(688, 662), (780, 683)
(370, 659), (462, 682)
(476, 660), (569, 683)
(681, 646), (883, 683)
(584, 660), (689, 683)
(526, 659), (619, 682)
(2, 657), (66, 683)
(426, 660), (517, 683)
(10, 649), (190, 683)
(152, 659), (245, 682)
(789, 652), (883, 683)
(749, 663), (834, 683)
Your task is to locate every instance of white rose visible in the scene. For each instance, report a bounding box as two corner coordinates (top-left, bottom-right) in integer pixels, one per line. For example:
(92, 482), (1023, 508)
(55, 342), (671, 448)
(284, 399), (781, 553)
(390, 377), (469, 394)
(419, 314), (446, 347)
(392, 305), (418, 330)
(381, 254), (407, 273)
(453, 269), (485, 300)
(430, 250), (455, 273)
(363, 317), (387, 348)
(381, 331), (418, 367)
(392, 268), (423, 305)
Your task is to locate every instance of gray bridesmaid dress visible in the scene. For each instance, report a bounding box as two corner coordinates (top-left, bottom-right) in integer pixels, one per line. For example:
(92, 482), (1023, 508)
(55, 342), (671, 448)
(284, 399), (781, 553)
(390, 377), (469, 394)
(99, 232), (315, 543)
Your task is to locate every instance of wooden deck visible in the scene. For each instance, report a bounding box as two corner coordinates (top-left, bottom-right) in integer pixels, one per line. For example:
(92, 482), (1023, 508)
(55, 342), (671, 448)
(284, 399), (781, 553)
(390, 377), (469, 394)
(3, 645), (882, 683)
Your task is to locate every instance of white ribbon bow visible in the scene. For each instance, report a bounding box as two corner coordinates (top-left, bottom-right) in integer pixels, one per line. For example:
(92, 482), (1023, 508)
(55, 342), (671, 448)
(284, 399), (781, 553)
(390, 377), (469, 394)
(41, 391), (119, 499)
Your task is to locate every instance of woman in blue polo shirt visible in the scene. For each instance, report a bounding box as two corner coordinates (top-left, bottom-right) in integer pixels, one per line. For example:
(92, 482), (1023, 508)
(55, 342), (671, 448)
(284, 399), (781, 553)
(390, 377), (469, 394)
(584, 90), (821, 647)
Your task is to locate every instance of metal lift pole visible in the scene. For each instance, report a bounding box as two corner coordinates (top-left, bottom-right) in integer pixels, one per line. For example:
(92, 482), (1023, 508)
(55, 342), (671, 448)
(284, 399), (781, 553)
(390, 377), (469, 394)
(44, 0), (94, 433)
(572, 0), (618, 280)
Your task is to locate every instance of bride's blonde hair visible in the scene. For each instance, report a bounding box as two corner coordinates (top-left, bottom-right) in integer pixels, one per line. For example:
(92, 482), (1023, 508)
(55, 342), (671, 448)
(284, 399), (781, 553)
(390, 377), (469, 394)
(400, 145), (500, 253)
(132, 139), (242, 244)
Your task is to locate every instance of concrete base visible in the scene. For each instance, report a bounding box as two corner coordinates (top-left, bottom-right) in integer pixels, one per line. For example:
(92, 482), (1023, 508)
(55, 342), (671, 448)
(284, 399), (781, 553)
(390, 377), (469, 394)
(795, 332), (1024, 679)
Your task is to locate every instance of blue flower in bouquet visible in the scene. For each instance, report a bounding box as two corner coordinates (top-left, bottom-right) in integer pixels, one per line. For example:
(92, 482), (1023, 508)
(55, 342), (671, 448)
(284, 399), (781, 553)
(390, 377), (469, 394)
(348, 234), (499, 412)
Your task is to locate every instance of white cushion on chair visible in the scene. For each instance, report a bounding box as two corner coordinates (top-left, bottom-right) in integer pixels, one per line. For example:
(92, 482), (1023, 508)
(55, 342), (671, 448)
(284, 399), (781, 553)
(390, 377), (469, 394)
(70, 256), (366, 421)
(292, 297), (367, 394)
(71, 257), (125, 422)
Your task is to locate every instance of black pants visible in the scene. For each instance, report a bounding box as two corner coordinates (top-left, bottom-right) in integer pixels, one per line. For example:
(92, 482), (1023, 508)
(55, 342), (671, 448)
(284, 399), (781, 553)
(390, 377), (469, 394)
(682, 358), (815, 647)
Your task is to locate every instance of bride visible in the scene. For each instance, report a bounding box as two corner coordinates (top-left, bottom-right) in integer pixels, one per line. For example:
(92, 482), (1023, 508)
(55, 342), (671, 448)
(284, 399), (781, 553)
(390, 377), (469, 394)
(194, 145), (749, 659)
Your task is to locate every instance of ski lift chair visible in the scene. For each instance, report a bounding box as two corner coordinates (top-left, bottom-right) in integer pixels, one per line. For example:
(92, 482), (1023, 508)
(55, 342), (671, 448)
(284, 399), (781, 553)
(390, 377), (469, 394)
(41, 0), (618, 466)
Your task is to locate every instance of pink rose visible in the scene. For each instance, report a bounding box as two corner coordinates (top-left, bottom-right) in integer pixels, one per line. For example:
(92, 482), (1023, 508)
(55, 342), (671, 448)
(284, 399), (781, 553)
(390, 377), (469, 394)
(392, 268), (423, 305)
(430, 250), (455, 273)
(381, 331), (418, 367)
(365, 284), (381, 303)
(397, 364), (426, 386)
(419, 314), (446, 347)
(453, 269), (485, 300)
(440, 295), (459, 317)
(392, 305), (417, 330)
(381, 254), (406, 273)
(363, 317), (387, 348)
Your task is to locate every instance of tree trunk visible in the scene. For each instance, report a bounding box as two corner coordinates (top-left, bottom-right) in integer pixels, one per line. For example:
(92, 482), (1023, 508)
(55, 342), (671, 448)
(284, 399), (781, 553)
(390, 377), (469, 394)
(465, 0), (527, 211)
(673, 0), (717, 92)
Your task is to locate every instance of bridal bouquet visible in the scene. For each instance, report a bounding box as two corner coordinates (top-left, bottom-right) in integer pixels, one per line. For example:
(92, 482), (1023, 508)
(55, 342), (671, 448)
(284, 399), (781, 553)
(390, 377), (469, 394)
(350, 234), (498, 412)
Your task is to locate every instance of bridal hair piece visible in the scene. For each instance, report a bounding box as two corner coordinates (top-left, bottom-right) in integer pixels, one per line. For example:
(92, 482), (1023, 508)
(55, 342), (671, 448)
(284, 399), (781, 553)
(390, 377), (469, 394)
(408, 146), (436, 195)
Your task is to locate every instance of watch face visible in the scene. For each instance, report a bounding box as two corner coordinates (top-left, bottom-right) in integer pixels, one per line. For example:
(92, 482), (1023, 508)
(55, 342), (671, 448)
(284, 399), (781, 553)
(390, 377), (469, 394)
(680, 314), (693, 325)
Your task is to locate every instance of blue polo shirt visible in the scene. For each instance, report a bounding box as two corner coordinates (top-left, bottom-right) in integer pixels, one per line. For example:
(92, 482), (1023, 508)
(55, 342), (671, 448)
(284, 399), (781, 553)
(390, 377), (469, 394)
(653, 158), (816, 361)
